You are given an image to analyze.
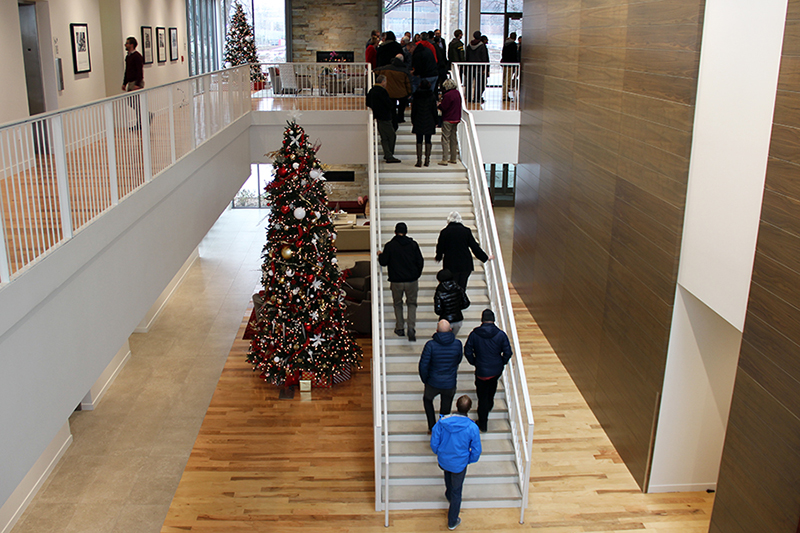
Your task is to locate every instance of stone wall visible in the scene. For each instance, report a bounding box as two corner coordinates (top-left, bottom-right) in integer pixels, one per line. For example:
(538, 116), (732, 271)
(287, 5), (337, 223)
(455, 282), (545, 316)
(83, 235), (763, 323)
(291, 0), (382, 63)
(326, 165), (368, 203)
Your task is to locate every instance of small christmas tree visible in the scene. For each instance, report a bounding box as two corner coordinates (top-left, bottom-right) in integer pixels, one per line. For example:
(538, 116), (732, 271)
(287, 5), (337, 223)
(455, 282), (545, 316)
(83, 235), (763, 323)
(224, 1), (265, 83)
(247, 120), (363, 387)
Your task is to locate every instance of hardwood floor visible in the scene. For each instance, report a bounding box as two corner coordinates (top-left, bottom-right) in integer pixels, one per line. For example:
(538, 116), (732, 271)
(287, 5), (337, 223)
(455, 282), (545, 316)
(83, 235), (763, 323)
(161, 288), (714, 533)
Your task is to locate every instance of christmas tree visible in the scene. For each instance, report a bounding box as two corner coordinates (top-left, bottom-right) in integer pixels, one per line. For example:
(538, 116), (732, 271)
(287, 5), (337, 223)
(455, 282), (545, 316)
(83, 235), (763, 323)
(224, 1), (265, 83)
(247, 121), (363, 387)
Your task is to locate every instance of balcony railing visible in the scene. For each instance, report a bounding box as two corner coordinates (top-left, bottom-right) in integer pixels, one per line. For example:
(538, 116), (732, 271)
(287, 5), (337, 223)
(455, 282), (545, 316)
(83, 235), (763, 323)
(0, 65), (251, 283)
(253, 62), (371, 111)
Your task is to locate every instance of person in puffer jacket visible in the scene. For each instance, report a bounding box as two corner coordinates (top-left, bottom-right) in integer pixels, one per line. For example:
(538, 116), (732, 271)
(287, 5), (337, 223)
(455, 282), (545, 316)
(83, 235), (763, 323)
(430, 395), (481, 530)
(464, 309), (512, 432)
(434, 269), (470, 336)
(419, 320), (463, 432)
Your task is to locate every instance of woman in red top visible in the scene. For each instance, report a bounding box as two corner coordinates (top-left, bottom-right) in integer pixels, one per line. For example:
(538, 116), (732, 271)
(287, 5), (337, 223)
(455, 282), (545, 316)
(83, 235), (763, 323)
(365, 35), (378, 70)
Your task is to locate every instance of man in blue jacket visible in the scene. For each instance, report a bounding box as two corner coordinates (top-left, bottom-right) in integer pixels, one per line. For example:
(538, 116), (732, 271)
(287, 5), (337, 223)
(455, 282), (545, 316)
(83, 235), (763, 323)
(464, 309), (513, 432)
(431, 395), (481, 530)
(419, 320), (463, 432)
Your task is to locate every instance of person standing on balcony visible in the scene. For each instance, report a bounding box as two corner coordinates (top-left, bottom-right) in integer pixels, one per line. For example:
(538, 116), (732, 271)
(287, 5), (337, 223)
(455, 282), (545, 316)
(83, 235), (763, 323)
(464, 309), (512, 432)
(365, 34), (379, 70)
(430, 394), (482, 530)
(412, 33), (439, 95)
(122, 36), (145, 130)
(376, 31), (404, 68)
(419, 320), (463, 432)
(448, 29), (465, 66)
(378, 222), (424, 341)
(501, 32), (518, 102)
(438, 78), (462, 165)
(366, 75), (401, 163)
(465, 31), (489, 103)
(435, 211), (492, 291)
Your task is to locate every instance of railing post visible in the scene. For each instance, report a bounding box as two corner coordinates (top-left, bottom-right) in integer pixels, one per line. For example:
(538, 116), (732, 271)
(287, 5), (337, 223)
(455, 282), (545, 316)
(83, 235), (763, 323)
(168, 88), (176, 164)
(188, 80), (198, 151)
(104, 102), (120, 206)
(139, 92), (153, 182)
(51, 115), (73, 240)
(204, 75), (213, 140)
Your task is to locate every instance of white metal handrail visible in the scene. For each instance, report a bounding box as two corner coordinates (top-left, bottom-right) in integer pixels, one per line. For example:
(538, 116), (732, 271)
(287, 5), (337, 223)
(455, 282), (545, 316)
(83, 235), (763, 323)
(452, 65), (534, 523)
(452, 62), (520, 110)
(255, 62), (370, 110)
(0, 65), (251, 283)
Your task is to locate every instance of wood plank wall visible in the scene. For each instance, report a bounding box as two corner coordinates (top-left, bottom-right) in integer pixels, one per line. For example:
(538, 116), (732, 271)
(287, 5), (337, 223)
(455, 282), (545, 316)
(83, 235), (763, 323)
(710, 2), (800, 532)
(514, 0), (705, 489)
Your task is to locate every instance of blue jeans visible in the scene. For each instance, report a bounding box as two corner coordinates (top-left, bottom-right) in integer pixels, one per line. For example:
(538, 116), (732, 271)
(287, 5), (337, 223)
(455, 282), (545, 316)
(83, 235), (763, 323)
(443, 467), (467, 527)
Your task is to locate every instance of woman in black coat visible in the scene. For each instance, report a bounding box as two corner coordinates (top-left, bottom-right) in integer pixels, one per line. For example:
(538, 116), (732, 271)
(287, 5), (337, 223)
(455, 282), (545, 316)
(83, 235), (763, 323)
(434, 269), (470, 336)
(411, 79), (439, 167)
(435, 211), (493, 291)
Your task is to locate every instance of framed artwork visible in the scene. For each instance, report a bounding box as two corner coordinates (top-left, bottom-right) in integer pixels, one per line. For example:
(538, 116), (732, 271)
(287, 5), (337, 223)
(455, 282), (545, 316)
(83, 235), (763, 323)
(169, 27), (178, 61)
(141, 26), (153, 64)
(156, 27), (167, 63)
(70, 23), (91, 74)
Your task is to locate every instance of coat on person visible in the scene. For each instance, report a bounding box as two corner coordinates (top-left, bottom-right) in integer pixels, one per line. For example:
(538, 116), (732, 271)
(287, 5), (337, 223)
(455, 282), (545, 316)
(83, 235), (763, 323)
(377, 37), (404, 68)
(365, 83), (394, 121)
(411, 44), (438, 79)
(501, 38), (518, 63)
(430, 413), (481, 473)
(465, 37), (489, 63)
(448, 37), (465, 64)
(464, 322), (513, 378)
(435, 273), (470, 324)
(375, 58), (412, 99)
(419, 330), (463, 389)
(435, 221), (489, 273)
(439, 85), (462, 123)
(377, 234), (424, 283)
(411, 84), (439, 136)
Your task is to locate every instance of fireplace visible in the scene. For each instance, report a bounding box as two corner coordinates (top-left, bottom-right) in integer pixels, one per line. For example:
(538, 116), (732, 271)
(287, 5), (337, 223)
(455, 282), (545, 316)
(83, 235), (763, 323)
(316, 51), (355, 63)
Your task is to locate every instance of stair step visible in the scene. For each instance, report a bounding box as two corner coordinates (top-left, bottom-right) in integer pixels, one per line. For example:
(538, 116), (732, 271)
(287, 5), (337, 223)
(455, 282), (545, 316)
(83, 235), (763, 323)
(382, 483), (521, 509)
(383, 438), (514, 456)
(387, 398), (508, 414)
(386, 417), (511, 435)
(384, 458), (517, 480)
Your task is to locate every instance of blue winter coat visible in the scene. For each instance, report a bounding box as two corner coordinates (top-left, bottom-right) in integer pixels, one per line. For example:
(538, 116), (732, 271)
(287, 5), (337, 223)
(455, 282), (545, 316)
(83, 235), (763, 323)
(430, 413), (481, 473)
(419, 330), (463, 389)
(464, 323), (512, 378)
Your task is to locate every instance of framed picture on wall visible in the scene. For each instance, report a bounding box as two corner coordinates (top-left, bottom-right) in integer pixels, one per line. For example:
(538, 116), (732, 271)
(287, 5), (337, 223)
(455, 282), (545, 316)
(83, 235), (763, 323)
(156, 27), (167, 63)
(141, 26), (153, 64)
(169, 27), (178, 61)
(70, 23), (91, 74)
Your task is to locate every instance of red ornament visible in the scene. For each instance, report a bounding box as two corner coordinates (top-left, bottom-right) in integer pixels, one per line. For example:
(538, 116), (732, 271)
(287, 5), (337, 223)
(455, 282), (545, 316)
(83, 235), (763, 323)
(304, 323), (312, 331)
(306, 274), (314, 282)
(277, 166), (288, 177)
(281, 205), (290, 214)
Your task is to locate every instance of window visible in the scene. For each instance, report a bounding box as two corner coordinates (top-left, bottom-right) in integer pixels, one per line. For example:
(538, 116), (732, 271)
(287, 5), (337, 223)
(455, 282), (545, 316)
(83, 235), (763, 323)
(233, 164), (273, 208)
(484, 163), (515, 206)
(384, 0), (463, 45)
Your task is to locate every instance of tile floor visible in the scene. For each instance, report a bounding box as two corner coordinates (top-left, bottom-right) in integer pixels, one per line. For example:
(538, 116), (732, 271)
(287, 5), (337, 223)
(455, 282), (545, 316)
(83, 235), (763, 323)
(9, 206), (514, 533)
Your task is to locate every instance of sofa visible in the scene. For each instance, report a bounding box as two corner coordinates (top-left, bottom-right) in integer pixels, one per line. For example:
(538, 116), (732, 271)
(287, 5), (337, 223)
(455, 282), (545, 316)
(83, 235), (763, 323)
(335, 224), (370, 251)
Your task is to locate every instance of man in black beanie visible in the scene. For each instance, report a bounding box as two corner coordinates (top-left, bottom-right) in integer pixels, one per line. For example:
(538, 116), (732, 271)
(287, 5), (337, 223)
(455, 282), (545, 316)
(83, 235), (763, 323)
(378, 222), (424, 341)
(464, 308), (513, 432)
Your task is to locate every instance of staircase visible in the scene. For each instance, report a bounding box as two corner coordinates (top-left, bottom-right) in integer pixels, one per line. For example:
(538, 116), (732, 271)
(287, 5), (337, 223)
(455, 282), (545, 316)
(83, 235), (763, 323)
(374, 118), (522, 511)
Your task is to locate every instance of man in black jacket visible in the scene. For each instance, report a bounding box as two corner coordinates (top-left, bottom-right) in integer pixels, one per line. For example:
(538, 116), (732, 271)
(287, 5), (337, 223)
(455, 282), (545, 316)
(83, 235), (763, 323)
(435, 211), (492, 291)
(366, 75), (401, 163)
(378, 222), (424, 341)
(464, 309), (512, 432)
(501, 32), (518, 102)
(376, 31), (404, 68)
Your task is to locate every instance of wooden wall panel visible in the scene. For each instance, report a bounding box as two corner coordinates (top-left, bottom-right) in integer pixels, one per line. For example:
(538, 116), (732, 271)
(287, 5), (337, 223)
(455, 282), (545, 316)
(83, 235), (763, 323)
(710, 1), (800, 530)
(514, 0), (704, 488)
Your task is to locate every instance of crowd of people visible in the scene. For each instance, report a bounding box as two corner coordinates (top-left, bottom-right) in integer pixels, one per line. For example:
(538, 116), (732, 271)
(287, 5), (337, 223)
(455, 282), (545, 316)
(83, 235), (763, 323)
(378, 213), (510, 530)
(365, 28), (521, 166)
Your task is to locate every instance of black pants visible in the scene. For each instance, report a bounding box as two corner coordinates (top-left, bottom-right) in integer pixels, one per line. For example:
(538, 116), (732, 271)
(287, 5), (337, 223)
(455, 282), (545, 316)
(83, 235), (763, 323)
(423, 383), (456, 430)
(452, 271), (471, 291)
(475, 375), (499, 432)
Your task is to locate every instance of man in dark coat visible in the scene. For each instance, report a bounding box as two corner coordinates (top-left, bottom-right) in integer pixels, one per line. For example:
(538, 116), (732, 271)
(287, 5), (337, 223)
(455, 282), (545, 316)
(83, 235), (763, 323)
(378, 222), (424, 340)
(448, 29), (465, 65)
(464, 309), (513, 432)
(419, 320), (463, 431)
(501, 32), (518, 101)
(366, 75), (401, 163)
(465, 31), (489, 103)
(376, 31), (404, 68)
(411, 36), (438, 94)
(435, 211), (492, 291)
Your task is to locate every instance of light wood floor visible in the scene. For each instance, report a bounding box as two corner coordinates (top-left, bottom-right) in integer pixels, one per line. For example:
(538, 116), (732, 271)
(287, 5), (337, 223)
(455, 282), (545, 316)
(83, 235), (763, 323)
(161, 287), (714, 533)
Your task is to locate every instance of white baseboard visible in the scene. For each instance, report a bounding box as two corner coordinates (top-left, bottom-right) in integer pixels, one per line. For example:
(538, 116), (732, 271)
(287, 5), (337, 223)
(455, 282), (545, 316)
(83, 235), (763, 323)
(81, 341), (131, 410)
(134, 247), (199, 333)
(0, 421), (72, 533)
(647, 482), (716, 493)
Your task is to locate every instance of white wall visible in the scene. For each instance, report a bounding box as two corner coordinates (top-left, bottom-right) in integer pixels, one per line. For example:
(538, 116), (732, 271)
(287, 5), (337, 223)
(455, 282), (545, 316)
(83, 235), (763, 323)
(49, 0), (108, 108)
(117, 0), (190, 93)
(677, 0), (787, 331)
(473, 110), (520, 164)
(0, 3), (31, 125)
(0, 116), (251, 512)
(650, 0), (789, 493)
